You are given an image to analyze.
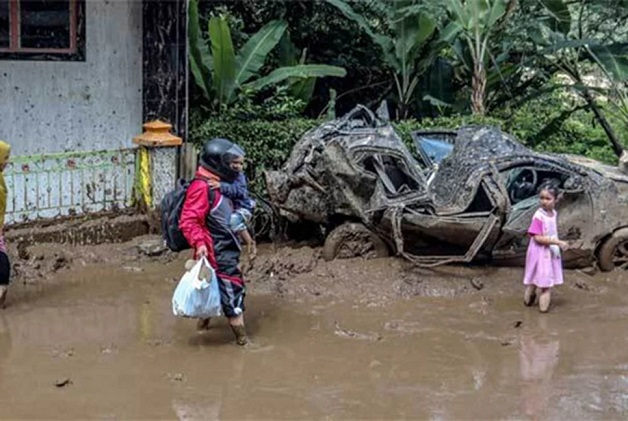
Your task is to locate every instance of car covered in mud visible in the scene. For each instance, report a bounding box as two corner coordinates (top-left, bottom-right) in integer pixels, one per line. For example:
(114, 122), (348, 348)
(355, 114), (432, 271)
(264, 104), (628, 271)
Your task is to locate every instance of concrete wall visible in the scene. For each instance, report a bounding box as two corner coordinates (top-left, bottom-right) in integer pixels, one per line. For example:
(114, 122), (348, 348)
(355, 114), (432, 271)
(0, 0), (143, 156)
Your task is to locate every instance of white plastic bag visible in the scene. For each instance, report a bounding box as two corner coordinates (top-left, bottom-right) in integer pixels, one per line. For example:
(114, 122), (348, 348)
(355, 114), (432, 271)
(172, 257), (223, 318)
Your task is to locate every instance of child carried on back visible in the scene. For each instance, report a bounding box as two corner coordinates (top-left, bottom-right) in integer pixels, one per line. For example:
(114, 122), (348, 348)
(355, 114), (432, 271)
(209, 147), (256, 261)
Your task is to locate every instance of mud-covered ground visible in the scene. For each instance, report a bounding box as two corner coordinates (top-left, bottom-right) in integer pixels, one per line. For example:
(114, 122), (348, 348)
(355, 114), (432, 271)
(1, 236), (627, 419)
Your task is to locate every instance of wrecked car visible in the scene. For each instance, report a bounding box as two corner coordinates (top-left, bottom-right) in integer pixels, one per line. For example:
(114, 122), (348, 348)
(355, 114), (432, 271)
(264, 105), (628, 271)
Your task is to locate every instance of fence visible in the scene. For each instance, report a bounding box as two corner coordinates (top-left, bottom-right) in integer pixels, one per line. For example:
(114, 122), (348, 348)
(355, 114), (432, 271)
(5, 148), (136, 225)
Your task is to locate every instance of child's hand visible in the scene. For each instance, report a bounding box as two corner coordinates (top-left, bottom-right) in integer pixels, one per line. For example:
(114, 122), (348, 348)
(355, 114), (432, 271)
(557, 240), (570, 251)
(208, 179), (220, 189)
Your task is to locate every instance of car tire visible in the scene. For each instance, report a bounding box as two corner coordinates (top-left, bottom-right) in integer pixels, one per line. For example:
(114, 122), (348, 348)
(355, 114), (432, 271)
(322, 223), (390, 262)
(598, 228), (628, 272)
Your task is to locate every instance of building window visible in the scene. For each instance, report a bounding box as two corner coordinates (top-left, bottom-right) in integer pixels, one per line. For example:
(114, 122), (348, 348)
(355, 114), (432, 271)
(0, 0), (85, 61)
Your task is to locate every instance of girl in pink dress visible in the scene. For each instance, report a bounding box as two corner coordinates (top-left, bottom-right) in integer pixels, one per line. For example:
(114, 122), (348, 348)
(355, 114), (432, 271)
(523, 184), (570, 313)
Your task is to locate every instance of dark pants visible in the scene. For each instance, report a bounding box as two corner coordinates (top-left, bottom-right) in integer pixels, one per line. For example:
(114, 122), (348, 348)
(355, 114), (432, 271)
(0, 252), (10, 285)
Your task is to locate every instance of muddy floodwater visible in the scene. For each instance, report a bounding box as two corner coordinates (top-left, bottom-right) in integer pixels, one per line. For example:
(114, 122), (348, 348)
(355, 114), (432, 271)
(1, 237), (627, 419)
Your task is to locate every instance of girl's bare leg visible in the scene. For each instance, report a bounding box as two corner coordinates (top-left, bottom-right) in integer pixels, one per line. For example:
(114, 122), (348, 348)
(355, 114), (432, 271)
(524, 285), (537, 307)
(539, 288), (551, 313)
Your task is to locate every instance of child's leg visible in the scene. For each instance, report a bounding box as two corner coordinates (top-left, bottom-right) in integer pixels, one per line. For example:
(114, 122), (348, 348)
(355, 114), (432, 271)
(524, 284), (537, 306)
(539, 288), (551, 313)
(239, 229), (256, 258)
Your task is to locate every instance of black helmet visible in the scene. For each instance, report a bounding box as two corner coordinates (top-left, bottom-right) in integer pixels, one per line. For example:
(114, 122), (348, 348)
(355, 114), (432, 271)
(199, 138), (245, 182)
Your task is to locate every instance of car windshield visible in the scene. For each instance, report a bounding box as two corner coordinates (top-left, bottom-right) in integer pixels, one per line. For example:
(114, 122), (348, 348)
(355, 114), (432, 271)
(411, 131), (456, 168)
(417, 137), (454, 166)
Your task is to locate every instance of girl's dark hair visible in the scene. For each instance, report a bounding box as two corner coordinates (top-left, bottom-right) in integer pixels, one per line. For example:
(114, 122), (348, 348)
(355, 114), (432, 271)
(538, 181), (562, 199)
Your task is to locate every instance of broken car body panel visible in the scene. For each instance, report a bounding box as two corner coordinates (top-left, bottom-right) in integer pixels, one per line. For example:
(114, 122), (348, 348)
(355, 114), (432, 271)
(265, 105), (628, 269)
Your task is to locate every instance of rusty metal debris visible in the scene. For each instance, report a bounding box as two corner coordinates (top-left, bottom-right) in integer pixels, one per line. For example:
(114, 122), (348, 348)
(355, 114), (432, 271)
(264, 104), (628, 271)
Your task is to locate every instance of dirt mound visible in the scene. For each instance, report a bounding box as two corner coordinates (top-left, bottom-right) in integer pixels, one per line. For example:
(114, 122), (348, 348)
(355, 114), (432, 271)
(7, 235), (177, 286)
(246, 244), (507, 306)
(7, 235), (614, 308)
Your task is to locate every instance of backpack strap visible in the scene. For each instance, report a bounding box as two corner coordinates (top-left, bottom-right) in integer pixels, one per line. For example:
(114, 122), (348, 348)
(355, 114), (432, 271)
(208, 186), (216, 210)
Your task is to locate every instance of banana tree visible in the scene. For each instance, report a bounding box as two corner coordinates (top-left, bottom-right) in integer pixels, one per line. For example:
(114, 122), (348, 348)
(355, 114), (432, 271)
(188, 0), (346, 112)
(277, 31), (318, 104)
(326, 0), (451, 119)
(444, 0), (516, 115)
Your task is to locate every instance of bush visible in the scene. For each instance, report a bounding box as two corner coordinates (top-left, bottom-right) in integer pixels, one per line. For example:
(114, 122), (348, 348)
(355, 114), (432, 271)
(497, 92), (623, 165)
(190, 117), (319, 194)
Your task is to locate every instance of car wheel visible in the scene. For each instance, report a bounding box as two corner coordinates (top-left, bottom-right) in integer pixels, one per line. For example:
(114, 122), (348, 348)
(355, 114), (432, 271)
(322, 223), (390, 262)
(598, 228), (628, 272)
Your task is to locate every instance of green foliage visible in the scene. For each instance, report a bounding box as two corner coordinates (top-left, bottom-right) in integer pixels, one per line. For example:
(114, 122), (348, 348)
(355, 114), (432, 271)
(188, 0), (628, 170)
(219, 85), (308, 121)
(497, 90), (623, 163)
(189, 116), (319, 194)
(189, 0), (346, 113)
(325, 0), (450, 119)
(516, 0), (628, 155)
(277, 32), (317, 104)
(444, 0), (515, 115)
(202, 0), (391, 116)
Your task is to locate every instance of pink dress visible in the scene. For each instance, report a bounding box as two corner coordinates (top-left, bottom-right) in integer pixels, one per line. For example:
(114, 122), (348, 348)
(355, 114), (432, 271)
(523, 209), (563, 288)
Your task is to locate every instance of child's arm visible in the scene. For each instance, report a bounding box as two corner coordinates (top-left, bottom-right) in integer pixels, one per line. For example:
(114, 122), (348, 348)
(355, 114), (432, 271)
(528, 214), (569, 250)
(220, 180), (247, 201)
(532, 235), (570, 250)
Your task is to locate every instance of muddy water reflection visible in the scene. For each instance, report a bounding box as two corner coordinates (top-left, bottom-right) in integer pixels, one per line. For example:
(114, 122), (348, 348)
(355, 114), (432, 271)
(0, 261), (627, 419)
(519, 317), (560, 419)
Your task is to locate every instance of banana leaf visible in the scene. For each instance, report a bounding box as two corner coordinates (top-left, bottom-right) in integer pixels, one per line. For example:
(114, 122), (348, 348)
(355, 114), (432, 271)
(235, 20), (288, 87)
(244, 65), (347, 91)
(188, 0), (212, 101)
(540, 0), (572, 35)
(209, 16), (236, 105)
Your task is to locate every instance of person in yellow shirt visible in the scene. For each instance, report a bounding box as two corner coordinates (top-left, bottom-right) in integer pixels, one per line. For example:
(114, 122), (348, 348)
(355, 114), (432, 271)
(0, 141), (11, 307)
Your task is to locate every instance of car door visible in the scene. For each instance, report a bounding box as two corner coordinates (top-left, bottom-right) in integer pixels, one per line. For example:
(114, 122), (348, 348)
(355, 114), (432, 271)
(492, 165), (594, 265)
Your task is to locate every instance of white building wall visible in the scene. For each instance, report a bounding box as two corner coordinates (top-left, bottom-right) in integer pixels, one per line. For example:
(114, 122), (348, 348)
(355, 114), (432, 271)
(0, 0), (143, 223)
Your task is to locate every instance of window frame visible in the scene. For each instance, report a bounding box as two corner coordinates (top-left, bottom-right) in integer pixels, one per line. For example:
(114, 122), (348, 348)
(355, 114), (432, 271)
(0, 0), (85, 61)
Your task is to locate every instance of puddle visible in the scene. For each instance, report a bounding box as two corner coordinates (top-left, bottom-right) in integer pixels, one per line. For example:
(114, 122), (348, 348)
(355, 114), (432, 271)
(1, 239), (627, 418)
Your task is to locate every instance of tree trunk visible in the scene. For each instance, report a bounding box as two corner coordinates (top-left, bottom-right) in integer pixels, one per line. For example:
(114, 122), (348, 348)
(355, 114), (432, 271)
(396, 102), (409, 120)
(471, 61), (486, 116)
(581, 88), (625, 157)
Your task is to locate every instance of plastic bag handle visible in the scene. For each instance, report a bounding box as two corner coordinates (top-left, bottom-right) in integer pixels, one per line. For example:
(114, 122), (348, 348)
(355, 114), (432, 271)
(189, 256), (210, 278)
